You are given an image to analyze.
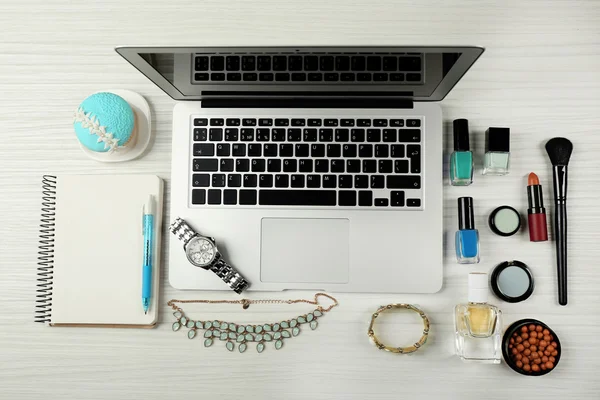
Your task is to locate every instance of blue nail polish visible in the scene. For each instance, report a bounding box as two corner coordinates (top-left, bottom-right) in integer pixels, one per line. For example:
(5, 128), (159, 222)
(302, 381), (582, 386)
(456, 197), (480, 264)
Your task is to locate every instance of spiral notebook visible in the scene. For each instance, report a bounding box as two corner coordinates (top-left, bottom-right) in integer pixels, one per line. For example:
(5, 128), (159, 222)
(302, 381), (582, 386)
(36, 175), (164, 327)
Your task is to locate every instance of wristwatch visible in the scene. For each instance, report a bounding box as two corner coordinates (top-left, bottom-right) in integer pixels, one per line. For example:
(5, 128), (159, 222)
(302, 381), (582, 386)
(169, 217), (249, 294)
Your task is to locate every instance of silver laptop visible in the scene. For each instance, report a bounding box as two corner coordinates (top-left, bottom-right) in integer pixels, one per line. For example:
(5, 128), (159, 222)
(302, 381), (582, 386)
(116, 46), (484, 293)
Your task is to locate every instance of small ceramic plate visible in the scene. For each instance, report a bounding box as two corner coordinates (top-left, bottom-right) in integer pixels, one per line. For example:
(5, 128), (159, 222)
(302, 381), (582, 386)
(78, 89), (152, 163)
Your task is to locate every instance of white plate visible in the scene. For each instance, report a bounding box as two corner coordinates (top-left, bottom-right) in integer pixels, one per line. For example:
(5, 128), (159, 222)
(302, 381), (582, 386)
(78, 89), (152, 163)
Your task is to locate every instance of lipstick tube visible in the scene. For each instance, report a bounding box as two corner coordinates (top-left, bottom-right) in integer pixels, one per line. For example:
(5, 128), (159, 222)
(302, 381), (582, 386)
(527, 173), (548, 242)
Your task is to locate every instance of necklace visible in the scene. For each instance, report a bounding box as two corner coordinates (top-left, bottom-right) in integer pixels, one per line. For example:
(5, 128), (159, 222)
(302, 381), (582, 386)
(168, 293), (339, 353)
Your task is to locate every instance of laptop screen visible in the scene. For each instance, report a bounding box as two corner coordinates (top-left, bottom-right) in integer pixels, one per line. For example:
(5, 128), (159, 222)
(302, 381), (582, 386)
(116, 46), (484, 101)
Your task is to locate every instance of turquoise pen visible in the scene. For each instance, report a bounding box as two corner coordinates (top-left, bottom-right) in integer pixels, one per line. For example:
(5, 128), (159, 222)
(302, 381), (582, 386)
(142, 195), (155, 314)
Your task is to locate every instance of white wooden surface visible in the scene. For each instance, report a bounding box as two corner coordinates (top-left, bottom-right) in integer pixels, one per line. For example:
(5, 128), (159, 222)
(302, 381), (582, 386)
(1, 1), (600, 398)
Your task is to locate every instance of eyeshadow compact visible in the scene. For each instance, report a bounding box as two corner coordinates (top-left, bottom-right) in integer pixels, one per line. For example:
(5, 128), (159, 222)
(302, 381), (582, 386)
(491, 260), (534, 303)
(489, 205), (521, 236)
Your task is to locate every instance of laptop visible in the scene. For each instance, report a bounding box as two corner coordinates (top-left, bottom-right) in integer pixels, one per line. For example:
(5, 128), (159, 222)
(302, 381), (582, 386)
(116, 46), (484, 293)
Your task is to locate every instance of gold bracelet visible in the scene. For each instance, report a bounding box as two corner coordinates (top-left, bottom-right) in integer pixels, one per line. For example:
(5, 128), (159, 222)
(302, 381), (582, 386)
(367, 303), (430, 354)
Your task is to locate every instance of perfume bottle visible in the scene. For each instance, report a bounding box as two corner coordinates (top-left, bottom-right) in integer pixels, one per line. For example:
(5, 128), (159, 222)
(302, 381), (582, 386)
(483, 127), (510, 175)
(455, 197), (480, 264)
(450, 119), (474, 186)
(454, 272), (503, 363)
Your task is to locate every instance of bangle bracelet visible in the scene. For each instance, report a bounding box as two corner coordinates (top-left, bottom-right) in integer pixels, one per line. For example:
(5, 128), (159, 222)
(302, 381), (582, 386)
(368, 303), (430, 354)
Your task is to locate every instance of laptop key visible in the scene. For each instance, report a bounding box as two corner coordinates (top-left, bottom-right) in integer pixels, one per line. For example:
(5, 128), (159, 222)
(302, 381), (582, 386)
(339, 191), (357, 206)
(339, 175), (352, 188)
(272, 128), (286, 142)
(351, 56), (366, 71)
(374, 119), (387, 127)
(257, 129), (270, 141)
(299, 159), (313, 173)
(194, 159), (218, 172)
(251, 159), (266, 172)
(239, 190), (257, 205)
(289, 56), (303, 71)
(408, 144), (421, 173)
(308, 73), (323, 82)
(292, 119), (306, 127)
(264, 143), (277, 157)
(194, 128), (207, 141)
(375, 144), (389, 158)
(243, 73), (258, 81)
(273, 56), (287, 71)
(355, 175), (368, 189)
(407, 119), (421, 127)
(259, 175), (273, 188)
(383, 129), (397, 143)
(292, 73), (306, 81)
(390, 119), (405, 127)
(358, 190), (373, 206)
(212, 174), (226, 187)
(220, 159), (234, 172)
(248, 143), (261, 157)
(315, 159), (329, 173)
(357, 73), (371, 81)
(399, 56), (421, 71)
(327, 144), (341, 157)
(363, 159), (376, 173)
(242, 118), (257, 126)
(340, 73), (355, 82)
(243, 174), (257, 187)
(216, 143), (230, 156)
(275, 119), (289, 127)
(211, 56), (224, 71)
(320, 56), (334, 71)
(343, 144), (357, 157)
(223, 189), (237, 205)
(227, 73), (241, 81)
(371, 175), (384, 189)
(390, 73), (405, 82)
(210, 118), (224, 126)
(207, 189), (221, 205)
(283, 159), (297, 172)
(295, 144), (309, 157)
(367, 56), (381, 71)
(275, 174), (289, 188)
(275, 73), (290, 81)
(391, 144), (405, 158)
(322, 174), (336, 188)
(306, 175), (320, 188)
(304, 56), (318, 71)
(331, 159), (344, 173)
(347, 160), (360, 173)
(240, 128), (255, 141)
(324, 119), (338, 127)
(336, 56), (350, 71)
(407, 199), (421, 207)
(351, 129), (365, 142)
(391, 191), (405, 207)
(383, 56), (397, 71)
(267, 159), (282, 172)
(395, 160), (409, 173)
(257, 56), (271, 71)
(194, 118), (208, 126)
(209, 128), (223, 141)
(303, 128), (318, 142)
(311, 144), (325, 157)
(241, 56), (256, 71)
(258, 119), (273, 126)
(259, 73), (274, 81)
(324, 73), (339, 81)
(291, 174), (305, 188)
(192, 174), (210, 187)
(228, 174), (242, 187)
(195, 56), (209, 71)
(387, 176), (421, 189)
(341, 119), (355, 127)
(192, 189), (206, 205)
(226, 118), (241, 126)
(367, 129), (381, 142)
(399, 129), (421, 142)
(375, 198), (389, 207)
(225, 128), (238, 141)
(379, 160), (393, 173)
(259, 190), (336, 206)
(373, 73), (387, 82)
(407, 73), (421, 82)
(193, 143), (214, 157)
(279, 144), (293, 157)
(359, 144), (373, 158)
(236, 159), (250, 172)
(211, 73), (225, 81)
(335, 128), (349, 142)
(357, 119), (371, 127)
(288, 128), (302, 142)
(232, 143), (246, 157)
(194, 73), (209, 81)
(308, 119), (321, 126)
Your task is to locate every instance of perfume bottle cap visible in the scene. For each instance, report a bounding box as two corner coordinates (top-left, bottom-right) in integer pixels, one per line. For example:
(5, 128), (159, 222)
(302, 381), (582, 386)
(485, 127), (510, 152)
(453, 119), (470, 151)
(468, 272), (489, 303)
(457, 196), (475, 230)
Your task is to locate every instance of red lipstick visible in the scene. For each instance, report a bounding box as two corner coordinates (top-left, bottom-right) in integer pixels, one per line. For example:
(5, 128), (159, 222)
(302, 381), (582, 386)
(527, 172), (548, 242)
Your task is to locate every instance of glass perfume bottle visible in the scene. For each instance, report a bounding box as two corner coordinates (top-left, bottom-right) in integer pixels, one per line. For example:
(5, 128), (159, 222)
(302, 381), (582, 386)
(454, 272), (503, 363)
(455, 197), (480, 264)
(483, 127), (510, 175)
(450, 119), (474, 186)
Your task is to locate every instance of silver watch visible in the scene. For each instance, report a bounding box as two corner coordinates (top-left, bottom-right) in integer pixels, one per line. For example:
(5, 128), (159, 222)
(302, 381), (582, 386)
(170, 217), (249, 294)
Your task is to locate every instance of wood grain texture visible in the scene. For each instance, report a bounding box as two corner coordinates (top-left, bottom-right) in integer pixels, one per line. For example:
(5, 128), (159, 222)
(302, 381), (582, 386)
(1, 1), (599, 399)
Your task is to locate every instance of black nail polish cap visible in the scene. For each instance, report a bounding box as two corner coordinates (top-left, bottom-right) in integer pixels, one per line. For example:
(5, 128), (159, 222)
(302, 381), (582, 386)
(458, 196), (475, 230)
(453, 119), (470, 152)
(485, 127), (510, 152)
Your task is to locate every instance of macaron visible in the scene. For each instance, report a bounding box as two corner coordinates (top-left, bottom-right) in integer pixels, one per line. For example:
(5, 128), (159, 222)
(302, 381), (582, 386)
(73, 92), (136, 153)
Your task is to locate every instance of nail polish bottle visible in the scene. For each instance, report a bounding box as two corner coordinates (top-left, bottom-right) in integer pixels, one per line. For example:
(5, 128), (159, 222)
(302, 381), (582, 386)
(456, 197), (480, 264)
(483, 127), (510, 175)
(450, 119), (474, 186)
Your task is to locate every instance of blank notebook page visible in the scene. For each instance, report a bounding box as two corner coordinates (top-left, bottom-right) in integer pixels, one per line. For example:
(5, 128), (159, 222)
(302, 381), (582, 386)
(50, 175), (163, 326)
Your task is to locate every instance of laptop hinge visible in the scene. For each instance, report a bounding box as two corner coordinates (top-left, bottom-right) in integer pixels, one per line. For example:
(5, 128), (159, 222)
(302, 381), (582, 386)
(202, 98), (414, 109)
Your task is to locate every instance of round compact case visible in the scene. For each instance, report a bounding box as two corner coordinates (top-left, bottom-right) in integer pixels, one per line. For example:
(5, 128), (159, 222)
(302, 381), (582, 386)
(489, 206), (521, 236)
(490, 260), (534, 303)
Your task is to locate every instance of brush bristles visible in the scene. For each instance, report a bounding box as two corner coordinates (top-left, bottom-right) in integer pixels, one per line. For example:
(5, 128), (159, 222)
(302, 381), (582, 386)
(545, 137), (573, 166)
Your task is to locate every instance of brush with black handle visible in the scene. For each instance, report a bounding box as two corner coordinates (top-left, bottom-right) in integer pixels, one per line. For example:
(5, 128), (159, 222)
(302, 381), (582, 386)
(545, 137), (573, 306)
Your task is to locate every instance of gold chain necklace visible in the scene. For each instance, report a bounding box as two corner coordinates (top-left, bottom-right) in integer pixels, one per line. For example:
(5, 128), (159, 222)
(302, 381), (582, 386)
(168, 293), (339, 353)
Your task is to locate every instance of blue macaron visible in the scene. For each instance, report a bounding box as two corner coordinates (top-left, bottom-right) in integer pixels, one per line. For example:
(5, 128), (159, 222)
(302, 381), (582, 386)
(73, 92), (135, 152)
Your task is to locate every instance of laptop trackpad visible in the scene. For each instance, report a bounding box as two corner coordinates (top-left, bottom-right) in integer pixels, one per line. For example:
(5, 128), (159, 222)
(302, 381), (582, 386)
(260, 218), (349, 284)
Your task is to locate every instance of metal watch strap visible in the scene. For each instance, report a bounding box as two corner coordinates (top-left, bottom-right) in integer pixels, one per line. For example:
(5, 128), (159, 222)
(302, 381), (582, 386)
(170, 217), (198, 246)
(210, 259), (250, 294)
(170, 217), (250, 294)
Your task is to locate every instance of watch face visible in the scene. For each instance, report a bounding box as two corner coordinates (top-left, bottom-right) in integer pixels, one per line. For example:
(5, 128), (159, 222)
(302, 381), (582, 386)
(186, 237), (216, 267)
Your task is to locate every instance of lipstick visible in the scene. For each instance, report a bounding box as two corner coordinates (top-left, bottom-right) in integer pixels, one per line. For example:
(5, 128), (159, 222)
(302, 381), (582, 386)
(527, 172), (548, 242)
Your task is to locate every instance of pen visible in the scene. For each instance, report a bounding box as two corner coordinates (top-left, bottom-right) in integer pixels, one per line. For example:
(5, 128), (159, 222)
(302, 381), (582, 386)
(142, 195), (155, 314)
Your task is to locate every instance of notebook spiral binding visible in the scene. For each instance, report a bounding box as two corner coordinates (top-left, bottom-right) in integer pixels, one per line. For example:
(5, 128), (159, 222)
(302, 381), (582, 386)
(36, 175), (57, 323)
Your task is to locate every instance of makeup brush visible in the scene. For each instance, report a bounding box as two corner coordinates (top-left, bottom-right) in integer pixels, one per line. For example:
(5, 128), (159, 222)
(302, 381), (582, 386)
(545, 137), (573, 306)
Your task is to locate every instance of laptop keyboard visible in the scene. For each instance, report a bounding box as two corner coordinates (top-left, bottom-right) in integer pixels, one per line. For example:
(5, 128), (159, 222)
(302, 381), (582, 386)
(190, 116), (423, 208)
(192, 53), (423, 84)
